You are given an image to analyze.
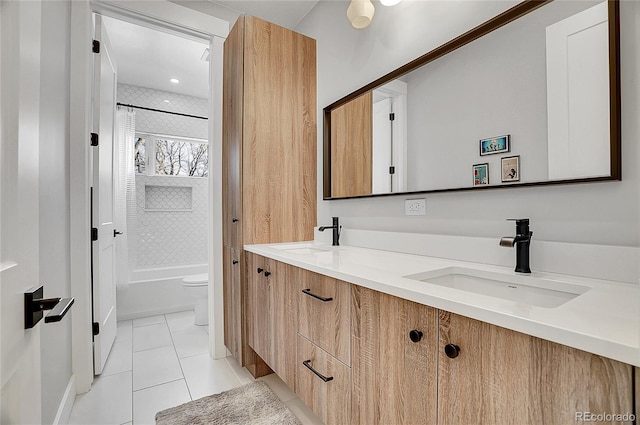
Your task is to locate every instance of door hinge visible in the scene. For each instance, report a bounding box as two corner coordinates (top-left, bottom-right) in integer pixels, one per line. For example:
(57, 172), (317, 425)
(92, 40), (100, 54)
(91, 227), (98, 241)
(389, 166), (395, 175)
(90, 133), (99, 147)
(389, 113), (395, 121)
(92, 322), (100, 336)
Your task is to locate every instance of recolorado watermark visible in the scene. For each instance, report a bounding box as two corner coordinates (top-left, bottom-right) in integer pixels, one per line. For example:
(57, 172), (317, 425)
(575, 412), (635, 422)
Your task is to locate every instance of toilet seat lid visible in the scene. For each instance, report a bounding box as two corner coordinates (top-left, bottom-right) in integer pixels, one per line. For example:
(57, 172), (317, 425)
(183, 273), (208, 285)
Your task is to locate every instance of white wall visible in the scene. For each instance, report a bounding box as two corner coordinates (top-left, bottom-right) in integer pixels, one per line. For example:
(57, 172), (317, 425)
(38, 1), (73, 423)
(295, 0), (639, 250)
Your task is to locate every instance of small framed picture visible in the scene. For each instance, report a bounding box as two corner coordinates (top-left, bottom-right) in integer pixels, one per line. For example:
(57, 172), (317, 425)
(473, 163), (489, 186)
(479, 135), (510, 156)
(501, 155), (520, 182)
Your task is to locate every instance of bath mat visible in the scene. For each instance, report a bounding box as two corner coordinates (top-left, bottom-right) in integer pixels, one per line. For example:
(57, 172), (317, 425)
(155, 380), (302, 425)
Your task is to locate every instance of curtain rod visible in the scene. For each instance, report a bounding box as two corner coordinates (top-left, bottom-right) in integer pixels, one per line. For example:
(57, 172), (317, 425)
(117, 102), (208, 120)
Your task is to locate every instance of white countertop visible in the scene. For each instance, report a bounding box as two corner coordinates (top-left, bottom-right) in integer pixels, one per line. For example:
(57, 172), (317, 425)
(245, 241), (640, 367)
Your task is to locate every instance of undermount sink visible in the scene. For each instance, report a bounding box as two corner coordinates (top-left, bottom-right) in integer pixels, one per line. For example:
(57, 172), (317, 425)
(269, 243), (331, 255)
(404, 267), (589, 308)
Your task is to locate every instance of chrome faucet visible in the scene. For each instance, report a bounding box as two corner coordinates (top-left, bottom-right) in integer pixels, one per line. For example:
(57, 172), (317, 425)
(318, 217), (341, 246)
(499, 218), (533, 273)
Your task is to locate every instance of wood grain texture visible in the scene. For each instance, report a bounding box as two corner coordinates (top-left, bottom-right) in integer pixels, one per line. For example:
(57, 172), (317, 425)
(242, 251), (272, 378)
(242, 16), (317, 245)
(297, 335), (351, 425)
(270, 262), (299, 389)
(222, 16), (243, 250)
(351, 285), (438, 425)
(297, 269), (351, 365)
(330, 91), (372, 198)
(223, 247), (243, 362)
(438, 311), (634, 425)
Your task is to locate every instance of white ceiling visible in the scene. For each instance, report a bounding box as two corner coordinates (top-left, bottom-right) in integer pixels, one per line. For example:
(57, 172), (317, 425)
(101, 2), (320, 99)
(102, 16), (210, 99)
(208, 0), (320, 29)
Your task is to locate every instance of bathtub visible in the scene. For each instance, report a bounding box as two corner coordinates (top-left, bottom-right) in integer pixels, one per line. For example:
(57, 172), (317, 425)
(116, 263), (208, 321)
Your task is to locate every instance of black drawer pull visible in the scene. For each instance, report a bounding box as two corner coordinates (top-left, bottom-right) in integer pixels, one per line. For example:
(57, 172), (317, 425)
(232, 260), (238, 265)
(232, 218), (239, 223)
(302, 360), (333, 382)
(264, 271), (271, 277)
(257, 268), (263, 274)
(302, 288), (333, 302)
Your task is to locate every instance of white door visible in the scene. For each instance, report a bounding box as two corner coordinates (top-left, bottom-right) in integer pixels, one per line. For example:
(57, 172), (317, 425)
(372, 97), (393, 194)
(0, 1), (43, 422)
(546, 1), (610, 180)
(92, 14), (118, 375)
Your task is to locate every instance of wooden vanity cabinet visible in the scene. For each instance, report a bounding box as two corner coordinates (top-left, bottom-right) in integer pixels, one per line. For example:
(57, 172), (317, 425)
(297, 268), (351, 365)
(351, 285), (438, 425)
(246, 252), (298, 388)
(438, 311), (634, 425)
(297, 335), (351, 425)
(222, 14), (316, 377)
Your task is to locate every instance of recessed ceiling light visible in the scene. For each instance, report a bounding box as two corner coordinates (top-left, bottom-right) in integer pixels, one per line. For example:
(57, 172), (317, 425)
(170, 78), (180, 84)
(164, 100), (171, 103)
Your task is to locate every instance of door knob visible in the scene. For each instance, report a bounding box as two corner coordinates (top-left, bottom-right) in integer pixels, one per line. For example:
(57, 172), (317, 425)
(257, 267), (264, 274)
(232, 260), (239, 265)
(444, 343), (460, 358)
(114, 230), (123, 237)
(409, 330), (423, 343)
(232, 218), (239, 223)
(24, 286), (75, 329)
(264, 271), (271, 277)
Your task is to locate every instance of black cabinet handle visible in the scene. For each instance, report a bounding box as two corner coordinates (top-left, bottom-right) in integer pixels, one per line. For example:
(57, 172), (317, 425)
(264, 271), (271, 277)
(113, 230), (123, 237)
(444, 344), (460, 359)
(302, 360), (333, 382)
(302, 288), (333, 302)
(257, 268), (263, 274)
(232, 218), (239, 223)
(409, 330), (423, 343)
(232, 260), (239, 265)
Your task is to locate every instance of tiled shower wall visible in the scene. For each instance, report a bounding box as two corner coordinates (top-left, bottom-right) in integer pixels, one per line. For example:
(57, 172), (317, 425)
(134, 175), (208, 267)
(118, 83), (208, 139)
(118, 84), (209, 270)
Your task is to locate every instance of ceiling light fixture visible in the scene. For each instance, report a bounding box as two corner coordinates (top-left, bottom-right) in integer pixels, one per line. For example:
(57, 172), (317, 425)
(380, 0), (402, 6)
(347, 0), (375, 29)
(164, 100), (171, 103)
(170, 78), (180, 84)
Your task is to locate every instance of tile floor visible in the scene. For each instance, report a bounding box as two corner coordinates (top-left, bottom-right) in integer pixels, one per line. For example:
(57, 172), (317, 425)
(68, 310), (323, 425)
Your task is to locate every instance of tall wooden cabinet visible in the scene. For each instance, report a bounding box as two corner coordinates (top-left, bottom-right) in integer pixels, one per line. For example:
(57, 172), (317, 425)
(222, 16), (316, 377)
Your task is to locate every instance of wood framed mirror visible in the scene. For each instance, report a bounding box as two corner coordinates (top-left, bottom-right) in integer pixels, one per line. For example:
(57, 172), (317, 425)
(323, 0), (620, 200)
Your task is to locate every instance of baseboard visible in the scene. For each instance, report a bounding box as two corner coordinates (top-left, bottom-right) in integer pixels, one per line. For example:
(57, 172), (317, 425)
(53, 374), (76, 425)
(117, 304), (193, 321)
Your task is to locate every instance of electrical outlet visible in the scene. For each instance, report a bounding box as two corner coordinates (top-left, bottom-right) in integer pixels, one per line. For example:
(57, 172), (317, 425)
(405, 198), (426, 216)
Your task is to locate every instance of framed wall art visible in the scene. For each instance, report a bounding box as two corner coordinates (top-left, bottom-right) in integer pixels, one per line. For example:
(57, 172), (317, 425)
(501, 155), (520, 182)
(479, 135), (510, 156)
(473, 163), (489, 186)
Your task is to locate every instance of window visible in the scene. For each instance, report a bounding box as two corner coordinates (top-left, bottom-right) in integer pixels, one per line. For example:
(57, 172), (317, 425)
(135, 133), (208, 177)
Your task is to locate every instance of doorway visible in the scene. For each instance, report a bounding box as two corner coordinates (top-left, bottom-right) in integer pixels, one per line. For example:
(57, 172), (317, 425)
(69, 0), (228, 398)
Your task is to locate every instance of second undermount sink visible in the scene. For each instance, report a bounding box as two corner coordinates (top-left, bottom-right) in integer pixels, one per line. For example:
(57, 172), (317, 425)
(404, 267), (589, 308)
(268, 243), (331, 255)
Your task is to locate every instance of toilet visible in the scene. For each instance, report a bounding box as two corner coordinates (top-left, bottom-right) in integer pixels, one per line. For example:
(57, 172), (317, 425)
(182, 273), (208, 326)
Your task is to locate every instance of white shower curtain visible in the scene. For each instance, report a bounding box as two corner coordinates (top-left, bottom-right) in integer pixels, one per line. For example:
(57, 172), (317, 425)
(115, 106), (137, 286)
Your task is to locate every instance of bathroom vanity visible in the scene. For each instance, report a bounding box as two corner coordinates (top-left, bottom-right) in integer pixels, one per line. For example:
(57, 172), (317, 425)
(244, 242), (639, 425)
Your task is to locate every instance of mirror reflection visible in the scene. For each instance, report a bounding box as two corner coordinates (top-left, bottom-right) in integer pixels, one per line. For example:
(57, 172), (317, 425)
(326, 0), (618, 199)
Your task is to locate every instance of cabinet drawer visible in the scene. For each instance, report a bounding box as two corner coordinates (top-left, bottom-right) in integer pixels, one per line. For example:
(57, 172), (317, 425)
(297, 335), (351, 425)
(297, 269), (351, 365)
